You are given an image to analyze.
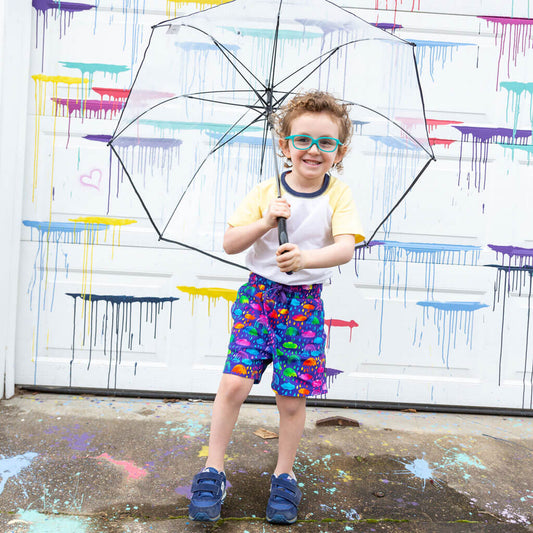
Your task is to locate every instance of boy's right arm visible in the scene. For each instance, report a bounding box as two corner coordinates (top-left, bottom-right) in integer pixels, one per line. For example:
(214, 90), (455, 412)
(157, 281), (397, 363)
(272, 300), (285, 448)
(223, 197), (290, 255)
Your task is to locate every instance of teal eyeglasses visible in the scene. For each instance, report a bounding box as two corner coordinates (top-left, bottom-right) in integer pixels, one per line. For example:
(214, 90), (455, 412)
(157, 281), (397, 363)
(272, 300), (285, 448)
(285, 134), (343, 153)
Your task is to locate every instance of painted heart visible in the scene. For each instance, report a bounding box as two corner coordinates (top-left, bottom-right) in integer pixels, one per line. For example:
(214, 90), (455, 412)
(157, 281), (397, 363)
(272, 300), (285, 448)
(80, 169), (102, 190)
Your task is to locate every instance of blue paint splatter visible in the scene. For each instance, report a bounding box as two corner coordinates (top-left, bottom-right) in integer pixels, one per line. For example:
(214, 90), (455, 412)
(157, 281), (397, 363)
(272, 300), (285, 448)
(411, 39), (475, 80)
(416, 301), (489, 367)
(0, 452), (39, 495)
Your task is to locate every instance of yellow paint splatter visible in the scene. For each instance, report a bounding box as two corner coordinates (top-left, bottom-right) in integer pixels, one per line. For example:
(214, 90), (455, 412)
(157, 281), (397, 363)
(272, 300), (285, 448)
(166, 0), (231, 17)
(198, 445), (210, 458)
(337, 470), (353, 482)
(67, 218), (137, 323)
(32, 75), (86, 203)
(177, 286), (237, 318)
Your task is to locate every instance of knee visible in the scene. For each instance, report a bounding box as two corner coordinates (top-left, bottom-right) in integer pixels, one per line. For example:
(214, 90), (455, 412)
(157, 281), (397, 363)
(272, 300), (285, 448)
(277, 395), (306, 418)
(218, 374), (252, 405)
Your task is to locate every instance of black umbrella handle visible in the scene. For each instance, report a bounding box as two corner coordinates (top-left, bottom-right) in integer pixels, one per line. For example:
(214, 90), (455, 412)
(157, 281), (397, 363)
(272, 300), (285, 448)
(277, 217), (293, 275)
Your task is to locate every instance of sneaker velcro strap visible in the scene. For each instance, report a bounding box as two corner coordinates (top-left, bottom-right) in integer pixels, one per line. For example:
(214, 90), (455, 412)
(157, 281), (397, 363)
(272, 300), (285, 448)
(191, 472), (225, 498)
(271, 478), (302, 505)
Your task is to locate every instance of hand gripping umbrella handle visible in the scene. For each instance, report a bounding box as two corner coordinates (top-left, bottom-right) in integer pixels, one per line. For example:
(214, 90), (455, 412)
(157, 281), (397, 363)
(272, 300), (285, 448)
(277, 217), (293, 276)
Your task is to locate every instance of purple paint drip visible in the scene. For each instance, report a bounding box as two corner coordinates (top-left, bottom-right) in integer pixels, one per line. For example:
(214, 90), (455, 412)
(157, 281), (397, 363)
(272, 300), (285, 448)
(373, 22), (403, 31)
(488, 244), (533, 266)
(32, 0), (94, 69)
(453, 126), (532, 191)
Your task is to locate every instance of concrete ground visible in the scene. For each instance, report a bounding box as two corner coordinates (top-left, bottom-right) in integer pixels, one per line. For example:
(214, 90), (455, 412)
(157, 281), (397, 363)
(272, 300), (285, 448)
(1, 392), (533, 532)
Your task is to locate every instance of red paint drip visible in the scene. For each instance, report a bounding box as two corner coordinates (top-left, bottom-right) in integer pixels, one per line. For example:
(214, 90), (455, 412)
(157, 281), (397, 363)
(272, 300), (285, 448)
(375, 0), (421, 26)
(426, 119), (463, 134)
(325, 318), (359, 349)
(92, 87), (130, 100)
(429, 138), (456, 148)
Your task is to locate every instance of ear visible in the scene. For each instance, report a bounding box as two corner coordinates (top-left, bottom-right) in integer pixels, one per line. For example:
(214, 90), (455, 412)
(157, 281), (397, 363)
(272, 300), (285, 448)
(334, 144), (348, 165)
(279, 138), (291, 159)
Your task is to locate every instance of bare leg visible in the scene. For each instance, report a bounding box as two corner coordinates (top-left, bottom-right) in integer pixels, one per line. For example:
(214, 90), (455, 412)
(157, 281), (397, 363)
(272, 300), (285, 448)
(274, 395), (306, 477)
(205, 373), (254, 472)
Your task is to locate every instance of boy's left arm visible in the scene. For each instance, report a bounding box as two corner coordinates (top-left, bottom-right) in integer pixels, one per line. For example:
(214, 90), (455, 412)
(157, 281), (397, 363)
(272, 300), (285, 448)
(275, 234), (355, 273)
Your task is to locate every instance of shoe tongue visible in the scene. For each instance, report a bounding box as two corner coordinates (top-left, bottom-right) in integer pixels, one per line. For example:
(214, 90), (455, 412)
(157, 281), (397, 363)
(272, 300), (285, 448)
(203, 467), (220, 474)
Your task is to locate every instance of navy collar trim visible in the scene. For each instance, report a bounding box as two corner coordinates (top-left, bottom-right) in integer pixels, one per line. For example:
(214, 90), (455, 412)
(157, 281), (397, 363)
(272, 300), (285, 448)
(281, 171), (330, 198)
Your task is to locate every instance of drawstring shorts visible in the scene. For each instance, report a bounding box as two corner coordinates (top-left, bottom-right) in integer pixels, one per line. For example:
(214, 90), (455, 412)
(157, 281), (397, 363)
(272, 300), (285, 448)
(224, 273), (327, 397)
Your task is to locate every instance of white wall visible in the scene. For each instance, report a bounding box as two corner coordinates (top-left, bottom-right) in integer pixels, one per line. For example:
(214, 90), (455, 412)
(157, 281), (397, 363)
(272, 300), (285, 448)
(0, 2), (32, 399)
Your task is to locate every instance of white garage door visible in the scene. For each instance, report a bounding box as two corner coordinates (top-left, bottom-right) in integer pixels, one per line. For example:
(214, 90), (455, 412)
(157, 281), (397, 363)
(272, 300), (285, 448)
(10, 0), (533, 411)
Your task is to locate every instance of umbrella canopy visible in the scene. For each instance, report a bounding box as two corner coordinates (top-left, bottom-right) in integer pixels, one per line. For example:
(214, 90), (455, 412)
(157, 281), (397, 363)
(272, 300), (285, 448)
(110, 0), (435, 268)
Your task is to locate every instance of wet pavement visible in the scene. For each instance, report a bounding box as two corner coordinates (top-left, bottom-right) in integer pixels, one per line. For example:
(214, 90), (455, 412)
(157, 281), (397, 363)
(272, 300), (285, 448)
(1, 391), (532, 532)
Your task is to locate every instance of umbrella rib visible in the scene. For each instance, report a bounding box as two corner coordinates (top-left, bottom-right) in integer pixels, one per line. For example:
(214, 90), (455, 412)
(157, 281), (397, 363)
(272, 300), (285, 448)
(180, 24), (267, 105)
(210, 114), (266, 155)
(271, 47), (341, 110)
(349, 101), (435, 158)
(267, 0), (283, 93)
(270, 37), (416, 107)
(159, 236), (249, 270)
(110, 25), (157, 142)
(259, 118), (271, 176)
(110, 92), (260, 143)
(109, 143), (163, 239)
(160, 112), (266, 237)
(184, 94), (265, 112)
(266, 39), (434, 158)
(358, 156), (435, 247)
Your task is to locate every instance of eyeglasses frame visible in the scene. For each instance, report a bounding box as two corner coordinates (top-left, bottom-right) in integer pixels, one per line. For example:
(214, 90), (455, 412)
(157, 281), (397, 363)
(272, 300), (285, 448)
(284, 134), (344, 153)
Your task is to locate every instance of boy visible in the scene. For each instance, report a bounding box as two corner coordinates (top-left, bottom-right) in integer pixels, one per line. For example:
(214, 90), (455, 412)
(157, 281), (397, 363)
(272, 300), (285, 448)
(188, 90), (365, 524)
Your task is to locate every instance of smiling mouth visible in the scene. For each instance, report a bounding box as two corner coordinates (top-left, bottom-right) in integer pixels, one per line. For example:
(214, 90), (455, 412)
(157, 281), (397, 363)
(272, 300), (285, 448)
(303, 159), (322, 166)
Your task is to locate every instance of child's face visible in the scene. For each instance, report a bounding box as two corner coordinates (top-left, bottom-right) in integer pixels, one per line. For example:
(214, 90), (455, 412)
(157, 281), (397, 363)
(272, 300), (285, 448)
(280, 111), (346, 185)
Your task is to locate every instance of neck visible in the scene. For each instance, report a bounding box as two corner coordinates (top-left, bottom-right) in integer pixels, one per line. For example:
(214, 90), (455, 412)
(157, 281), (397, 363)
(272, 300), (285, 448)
(284, 170), (326, 194)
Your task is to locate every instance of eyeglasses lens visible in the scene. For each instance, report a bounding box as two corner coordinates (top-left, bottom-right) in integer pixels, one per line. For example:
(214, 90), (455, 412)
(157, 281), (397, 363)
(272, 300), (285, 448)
(291, 136), (338, 152)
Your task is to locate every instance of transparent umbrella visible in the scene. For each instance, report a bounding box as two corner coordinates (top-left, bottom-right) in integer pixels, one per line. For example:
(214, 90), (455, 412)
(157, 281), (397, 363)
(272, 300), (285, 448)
(109, 0), (435, 268)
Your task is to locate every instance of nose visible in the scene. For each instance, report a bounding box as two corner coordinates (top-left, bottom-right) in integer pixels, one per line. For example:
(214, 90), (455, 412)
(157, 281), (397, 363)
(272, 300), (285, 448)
(308, 141), (321, 154)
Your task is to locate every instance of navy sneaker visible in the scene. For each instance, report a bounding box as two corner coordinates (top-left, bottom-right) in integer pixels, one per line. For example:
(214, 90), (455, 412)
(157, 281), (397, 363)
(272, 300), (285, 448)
(188, 467), (227, 522)
(266, 473), (302, 524)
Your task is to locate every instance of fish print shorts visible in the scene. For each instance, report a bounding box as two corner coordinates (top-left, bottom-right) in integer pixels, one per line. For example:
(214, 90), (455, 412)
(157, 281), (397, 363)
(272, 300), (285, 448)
(224, 273), (327, 397)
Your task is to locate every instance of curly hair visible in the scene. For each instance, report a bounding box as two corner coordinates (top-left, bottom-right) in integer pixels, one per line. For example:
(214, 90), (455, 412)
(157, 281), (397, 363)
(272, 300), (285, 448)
(274, 90), (353, 172)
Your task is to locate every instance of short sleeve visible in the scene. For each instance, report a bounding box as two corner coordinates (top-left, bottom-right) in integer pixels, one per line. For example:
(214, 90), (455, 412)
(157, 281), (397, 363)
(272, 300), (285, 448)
(227, 185), (263, 227)
(331, 183), (365, 243)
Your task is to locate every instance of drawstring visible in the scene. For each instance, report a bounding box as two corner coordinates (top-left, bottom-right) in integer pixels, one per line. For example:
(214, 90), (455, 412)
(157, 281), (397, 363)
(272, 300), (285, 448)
(263, 285), (288, 315)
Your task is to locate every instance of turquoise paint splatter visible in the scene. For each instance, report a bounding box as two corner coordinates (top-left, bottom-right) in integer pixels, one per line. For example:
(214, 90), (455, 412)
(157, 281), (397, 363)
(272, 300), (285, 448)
(59, 62), (129, 91)
(500, 81), (533, 136)
(16, 509), (90, 533)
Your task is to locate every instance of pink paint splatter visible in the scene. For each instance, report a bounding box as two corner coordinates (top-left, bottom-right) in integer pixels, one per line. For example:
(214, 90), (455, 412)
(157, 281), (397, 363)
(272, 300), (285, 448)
(94, 453), (147, 480)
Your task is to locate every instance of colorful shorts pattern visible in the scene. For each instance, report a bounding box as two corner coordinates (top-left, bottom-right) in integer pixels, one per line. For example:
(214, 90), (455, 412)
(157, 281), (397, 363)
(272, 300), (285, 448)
(224, 273), (327, 397)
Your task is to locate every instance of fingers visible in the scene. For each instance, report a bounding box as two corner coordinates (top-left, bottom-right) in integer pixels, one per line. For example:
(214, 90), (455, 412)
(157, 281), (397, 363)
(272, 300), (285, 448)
(276, 243), (305, 272)
(265, 197), (291, 227)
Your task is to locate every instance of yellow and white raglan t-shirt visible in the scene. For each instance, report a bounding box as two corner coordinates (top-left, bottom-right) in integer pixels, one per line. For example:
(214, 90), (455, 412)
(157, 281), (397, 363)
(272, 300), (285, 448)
(228, 172), (365, 285)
